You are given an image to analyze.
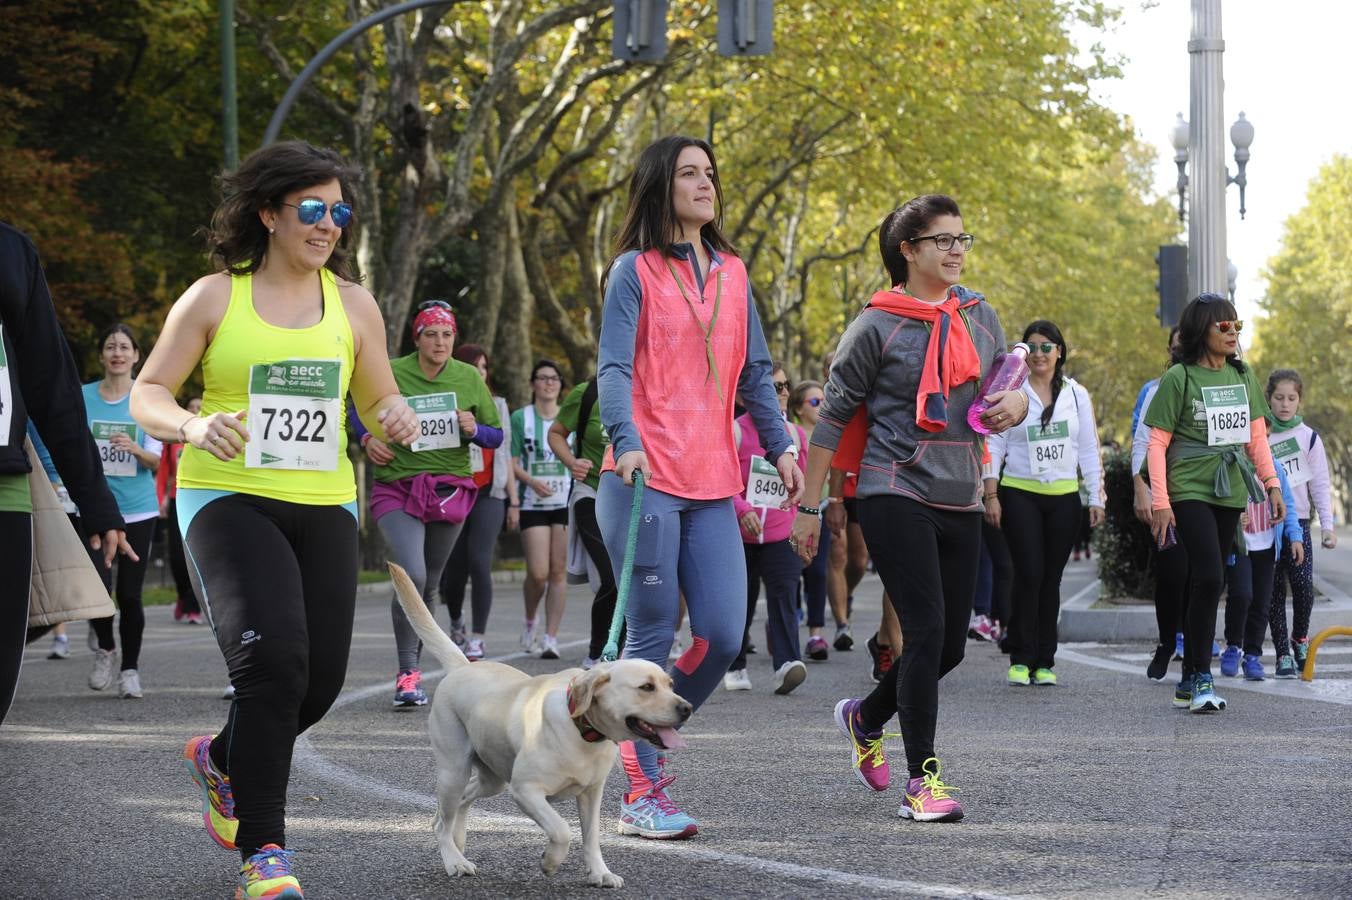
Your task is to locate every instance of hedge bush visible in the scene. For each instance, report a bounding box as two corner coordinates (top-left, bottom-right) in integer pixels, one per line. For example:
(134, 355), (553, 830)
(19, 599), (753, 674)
(1093, 448), (1156, 600)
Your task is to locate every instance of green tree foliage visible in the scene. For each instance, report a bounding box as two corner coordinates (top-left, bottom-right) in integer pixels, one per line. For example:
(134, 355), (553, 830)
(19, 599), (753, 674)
(1250, 155), (1352, 518)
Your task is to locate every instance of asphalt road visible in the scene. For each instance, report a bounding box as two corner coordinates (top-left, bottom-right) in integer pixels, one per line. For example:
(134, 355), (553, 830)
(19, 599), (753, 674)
(4, 561), (1350, 899)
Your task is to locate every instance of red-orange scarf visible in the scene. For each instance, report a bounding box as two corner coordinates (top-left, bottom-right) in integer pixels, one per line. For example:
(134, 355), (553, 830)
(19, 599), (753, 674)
(832, 288), (983, 474)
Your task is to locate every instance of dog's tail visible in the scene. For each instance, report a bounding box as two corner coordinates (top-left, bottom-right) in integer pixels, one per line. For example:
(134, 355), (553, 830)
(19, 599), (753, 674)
(388, 562), (468, 670)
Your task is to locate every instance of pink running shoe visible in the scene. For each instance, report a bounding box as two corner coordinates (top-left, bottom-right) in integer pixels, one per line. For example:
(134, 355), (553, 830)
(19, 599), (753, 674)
(183, 734), (238, 849)
(833, 698), (894, 791)
(898, 757), (964, 822)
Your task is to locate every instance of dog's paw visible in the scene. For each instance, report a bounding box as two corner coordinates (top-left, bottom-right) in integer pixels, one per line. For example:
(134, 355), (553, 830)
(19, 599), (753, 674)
(446, 860), (477, 878)
(587, 869), (624, 888)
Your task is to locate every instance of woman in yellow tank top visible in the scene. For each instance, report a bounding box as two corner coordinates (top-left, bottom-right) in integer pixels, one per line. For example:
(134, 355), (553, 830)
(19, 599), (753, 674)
(130, 141), (416, 900)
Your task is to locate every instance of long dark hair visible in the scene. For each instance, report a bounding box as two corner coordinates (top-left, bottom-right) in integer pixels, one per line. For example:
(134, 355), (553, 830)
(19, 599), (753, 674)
(97, 323), (142, 376)
(879, 194), (963, 285)
(1177, 293), (1245, 376)
(453, 343), (492, 391)
(206, 140), (361, 280)
(600, 135), (735, 298)
(1023, 319), (1067, 429)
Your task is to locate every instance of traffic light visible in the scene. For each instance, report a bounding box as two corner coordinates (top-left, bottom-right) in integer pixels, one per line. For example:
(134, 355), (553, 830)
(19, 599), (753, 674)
(613, 0), (668, 63)
(717, 0), (774, 56)
(613, 1), (774, 61)
(1155, 244), (1187, 328)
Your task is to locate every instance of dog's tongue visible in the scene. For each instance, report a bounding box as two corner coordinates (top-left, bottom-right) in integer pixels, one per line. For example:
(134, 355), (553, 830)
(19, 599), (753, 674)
(655, 726), (686, 750)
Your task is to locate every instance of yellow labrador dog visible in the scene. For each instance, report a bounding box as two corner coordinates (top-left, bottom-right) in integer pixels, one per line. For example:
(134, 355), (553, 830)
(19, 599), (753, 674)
(389, 563), (691, 888)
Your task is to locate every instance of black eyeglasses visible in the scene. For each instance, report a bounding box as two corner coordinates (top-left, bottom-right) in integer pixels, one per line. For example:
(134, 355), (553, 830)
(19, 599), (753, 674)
(774, 380), (791, 393)
(907, 232), (975, 252)
(280, 199), (353, 228)
(418, 299), (452, 311)
(534, 374), (561, 383)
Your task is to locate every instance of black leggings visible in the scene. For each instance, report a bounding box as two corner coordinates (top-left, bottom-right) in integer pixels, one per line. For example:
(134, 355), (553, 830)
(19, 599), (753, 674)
(572, 497), (622, 660)
(857, 497), (980, 779)
(165, 498), (200, 615)
(0, 511), (34, 728)
(182, 493), (358, 857)
(1152, 541), (1189, 646)
(1224, 546), (1275, 656)
(981, 519), (1013, 627)
(1173, 500), (1241, 678)
(85, 517), (157, 670)
(442, 492), (505, 634)
(999, 487), (1081, 670)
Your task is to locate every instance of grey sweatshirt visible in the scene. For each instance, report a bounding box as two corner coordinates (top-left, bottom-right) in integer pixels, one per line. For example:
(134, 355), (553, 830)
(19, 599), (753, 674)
(810, 286), (1006, 512)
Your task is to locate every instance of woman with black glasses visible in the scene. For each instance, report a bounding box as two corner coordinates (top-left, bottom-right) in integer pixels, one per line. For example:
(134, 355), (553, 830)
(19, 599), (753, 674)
(1142, 293), (1282, 714)
(130, 140), (417, 897)
(984, 320), (1103, 687)
(793, 194), (1027, 823)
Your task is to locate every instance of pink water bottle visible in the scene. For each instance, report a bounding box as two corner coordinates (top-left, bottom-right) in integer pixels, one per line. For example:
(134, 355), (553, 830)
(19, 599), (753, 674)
(967, 343), (1030, 435)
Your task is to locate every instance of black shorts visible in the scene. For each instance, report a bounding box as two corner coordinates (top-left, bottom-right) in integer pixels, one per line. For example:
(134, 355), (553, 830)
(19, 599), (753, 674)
(843, 498), (859, 524)
(520, 507), (568, 529)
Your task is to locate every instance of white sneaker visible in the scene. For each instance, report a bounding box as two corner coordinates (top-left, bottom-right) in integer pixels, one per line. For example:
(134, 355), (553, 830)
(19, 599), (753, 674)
(48, 635), (70, 660)
(465, 638), (485, 661)
(520, 620), (537, 652)
(581, 656), (598, 670)
(773, 660), (807, 695)
(540, 634), (560, 660)
(723, 669), (752, 691)
(118, 668), (143, 699)
(222, 684), (236, 700)
(88, 648), (117, 691)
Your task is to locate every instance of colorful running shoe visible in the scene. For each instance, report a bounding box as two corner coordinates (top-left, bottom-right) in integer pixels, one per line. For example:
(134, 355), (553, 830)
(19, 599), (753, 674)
(393, 669), (428, 707)
(1241, 653), (1265, 681)
(1007, 664), (1031, 686)
(805, 636), (829, 661)
(968, 614), (996, 643)
(1172, 674), (1195, 709)
(465, 638), (485, 661)
(1173, 632), (1184, 661)
(1275, 655), (1298, 679)
(867, 633), (893, 684)
(183, 734), (237, 850)
(1293, 637), (1310, 673)
(833, 698), (893, 791)
(1147, 644), (1172, 681)
(1219, 644), (1242, 677)
(898, 757), (964, 822)
(236, 844), (303, 899)
(1032, 667), (1057, 686)
(1189, 673), (1226, 713)
(449, 618), (467, 649)
(616, 775), (699, 839)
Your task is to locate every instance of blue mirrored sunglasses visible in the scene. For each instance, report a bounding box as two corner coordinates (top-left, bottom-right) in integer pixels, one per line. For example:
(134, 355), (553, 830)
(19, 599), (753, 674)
(281, 199), (353, 228)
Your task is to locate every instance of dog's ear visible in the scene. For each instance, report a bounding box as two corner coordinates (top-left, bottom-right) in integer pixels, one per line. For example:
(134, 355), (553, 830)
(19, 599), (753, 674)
(568, 667), (611, 716)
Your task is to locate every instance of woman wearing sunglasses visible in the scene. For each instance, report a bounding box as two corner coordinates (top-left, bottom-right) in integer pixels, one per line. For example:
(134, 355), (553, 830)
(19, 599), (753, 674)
(1142, 294), (1282, 714)
(357, 301), (501, 706)
(984, 320), (1103, 688)
(788, 379), (849, 659)
(597, 135), (803, 839)
(130, 140), (417, 898)
(792, 194), (1027, 823)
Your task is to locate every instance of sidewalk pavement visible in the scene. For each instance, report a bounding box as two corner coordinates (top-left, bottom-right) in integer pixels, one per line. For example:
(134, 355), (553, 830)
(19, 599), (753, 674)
(1059, 524), (1352, 642)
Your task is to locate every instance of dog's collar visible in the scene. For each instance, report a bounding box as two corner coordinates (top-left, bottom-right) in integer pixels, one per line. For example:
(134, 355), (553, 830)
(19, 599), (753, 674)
(566, 685), (606, 743)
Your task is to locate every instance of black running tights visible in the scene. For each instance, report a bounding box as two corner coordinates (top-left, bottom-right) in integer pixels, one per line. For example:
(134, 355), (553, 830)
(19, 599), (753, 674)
(1173, 500), (1241, 678)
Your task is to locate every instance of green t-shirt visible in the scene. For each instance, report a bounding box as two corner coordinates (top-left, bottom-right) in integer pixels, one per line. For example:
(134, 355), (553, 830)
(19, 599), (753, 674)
(372, 353), (500, 482)
(1143, 361), (1269, 508)
(0, 472), (32, 513)
(555, 382), (610, 491)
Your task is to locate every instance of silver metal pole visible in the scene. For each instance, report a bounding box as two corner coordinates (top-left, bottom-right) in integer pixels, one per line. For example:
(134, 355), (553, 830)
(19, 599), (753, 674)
(1187, 0), (1227, 296)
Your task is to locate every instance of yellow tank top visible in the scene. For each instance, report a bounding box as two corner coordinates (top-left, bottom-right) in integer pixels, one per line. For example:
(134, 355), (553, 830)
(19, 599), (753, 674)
(178, 269), (357, 505)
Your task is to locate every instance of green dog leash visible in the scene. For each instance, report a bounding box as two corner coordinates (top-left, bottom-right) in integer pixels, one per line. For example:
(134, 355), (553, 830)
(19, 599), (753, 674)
(601, 469), (645, 662)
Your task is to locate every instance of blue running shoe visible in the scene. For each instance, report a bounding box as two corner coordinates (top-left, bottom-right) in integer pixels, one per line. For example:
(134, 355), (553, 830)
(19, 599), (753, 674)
(1211, 639), (1221, 658)
(1219, 645), (1241, 677)
(1241, 653), (1265, 681)
(1172, 674), (1195, 709)
(1189, 673), (1226, 713)
(1173, 633), (1184, 661)
(617, 775), (698, 839)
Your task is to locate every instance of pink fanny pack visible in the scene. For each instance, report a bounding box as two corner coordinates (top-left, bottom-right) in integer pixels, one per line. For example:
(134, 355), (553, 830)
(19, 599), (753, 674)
(372, 473), (479, 524)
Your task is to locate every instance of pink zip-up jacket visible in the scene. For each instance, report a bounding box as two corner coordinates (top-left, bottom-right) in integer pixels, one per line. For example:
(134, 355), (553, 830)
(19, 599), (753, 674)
(731, 411), (805, 543)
